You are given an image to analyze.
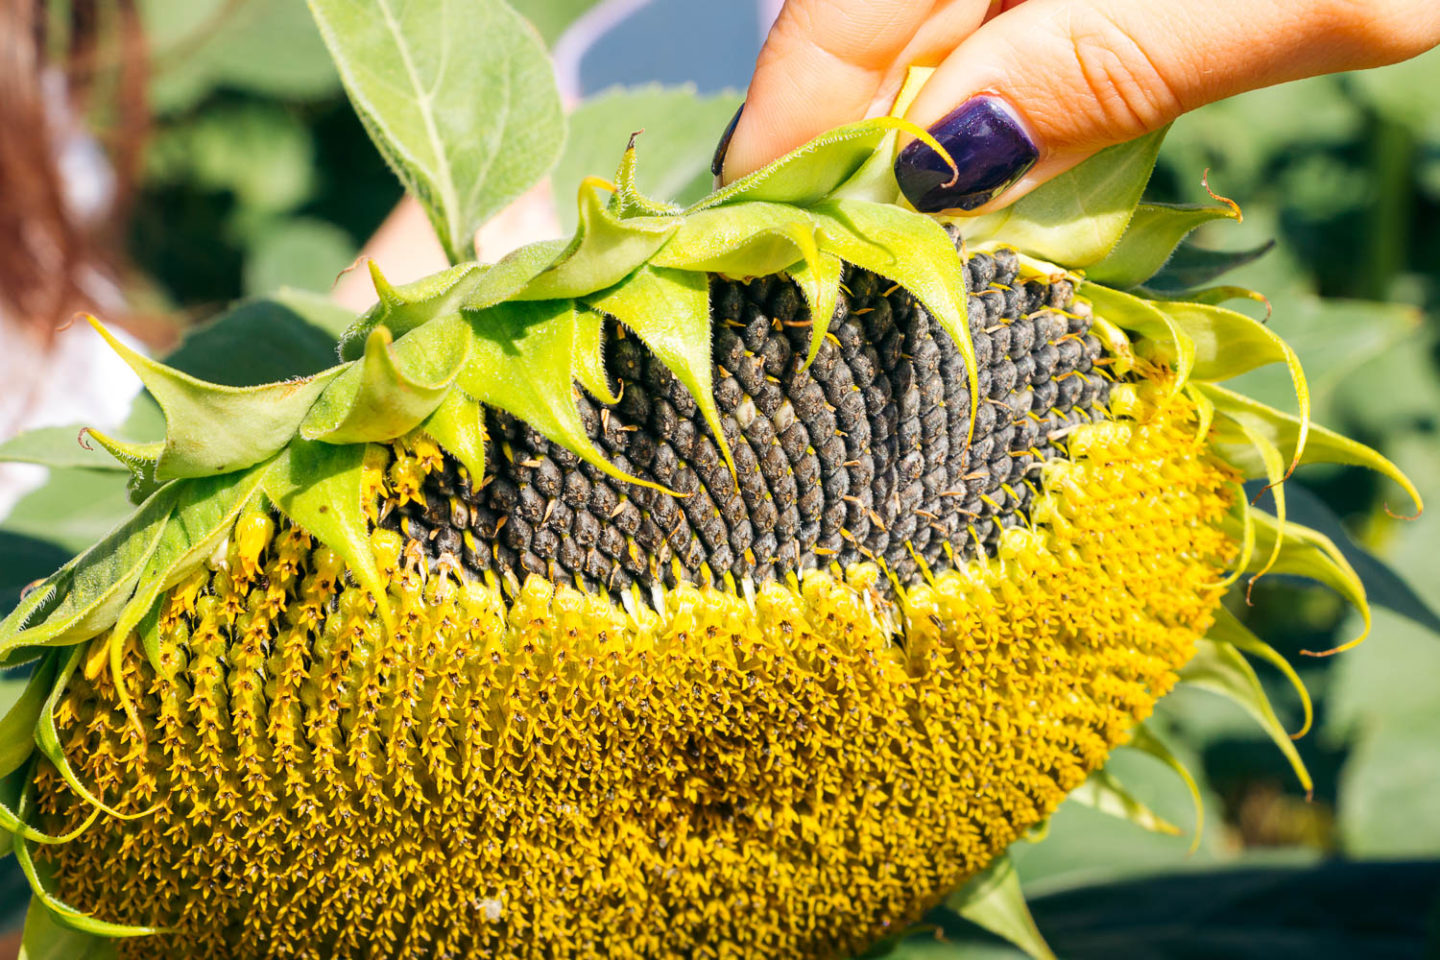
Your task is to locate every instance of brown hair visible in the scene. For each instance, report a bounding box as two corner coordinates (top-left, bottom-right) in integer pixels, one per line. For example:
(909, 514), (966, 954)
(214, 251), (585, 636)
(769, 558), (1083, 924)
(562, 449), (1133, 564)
(0, 0), (148, 341)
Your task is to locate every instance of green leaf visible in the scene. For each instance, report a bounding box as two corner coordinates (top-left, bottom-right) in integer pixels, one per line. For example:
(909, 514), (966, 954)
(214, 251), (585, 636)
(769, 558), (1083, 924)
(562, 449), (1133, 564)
(262, 440), (392, 635)
(1084, 201), (1240, 288)
(1067, 767), (1182, 836)
(0, 429), (130, 472)
(164, 289), (354, 385)
(243, 217), (358, 296)
(944, 856), (1055, 960)
(419, 391), (487, 484)
(517, 0), (603, 45)
(90, 319), (345, 480)
(519, 181), (679, 300)
(583, 266), (735, 476)
(1199, 382), (1421, 515)
(19, 893), (118, 959)
(301, 319), (469, 444)
(1137, 239), (1275, 295)
(308, 0), (564, 263)
(458, 300), (663, 492)
(1178, 637), (1313, 795)
(551, 85), (745, 232)
(572, 308), (621, 405)
(340, 262), (487, 361)
(960, 129), (1167, 266)
(146, 0), (339, 113)
(0, 470), (136, 558)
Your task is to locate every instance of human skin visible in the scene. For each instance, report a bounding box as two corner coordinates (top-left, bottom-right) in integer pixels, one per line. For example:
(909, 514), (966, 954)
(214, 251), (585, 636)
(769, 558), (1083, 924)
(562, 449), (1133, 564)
(717, 0), (1440, 211)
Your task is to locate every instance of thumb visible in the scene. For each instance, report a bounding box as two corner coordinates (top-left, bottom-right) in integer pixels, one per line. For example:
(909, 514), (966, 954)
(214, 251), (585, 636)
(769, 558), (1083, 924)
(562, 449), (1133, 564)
(894, 0), (1440, 213)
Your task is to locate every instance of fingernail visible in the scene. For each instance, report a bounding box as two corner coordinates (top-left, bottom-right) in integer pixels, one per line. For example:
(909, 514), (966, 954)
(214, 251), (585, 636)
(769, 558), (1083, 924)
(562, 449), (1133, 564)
(894, 97), (1038, 213)
(711, 102), (745, 181)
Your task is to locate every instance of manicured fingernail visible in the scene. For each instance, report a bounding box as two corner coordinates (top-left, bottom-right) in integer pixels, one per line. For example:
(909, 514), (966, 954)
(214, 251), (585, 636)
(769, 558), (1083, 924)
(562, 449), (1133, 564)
(711, 102), (745, 180)
(894, 97), (1038, 213)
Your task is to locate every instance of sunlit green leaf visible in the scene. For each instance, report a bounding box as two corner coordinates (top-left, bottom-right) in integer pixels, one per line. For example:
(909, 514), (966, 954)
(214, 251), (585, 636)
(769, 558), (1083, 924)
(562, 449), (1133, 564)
(960, 129), (1167, 266)
(1084, 201), (1239, 288)
(944, 856), (1055, 960)
(19, 890), (119, 959)
(0, 429), (129, 473)
(308, 0), (564, 263)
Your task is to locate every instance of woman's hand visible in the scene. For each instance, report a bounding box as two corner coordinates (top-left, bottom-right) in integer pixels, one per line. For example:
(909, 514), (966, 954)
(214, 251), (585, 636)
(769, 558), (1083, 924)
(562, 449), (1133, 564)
(716, 0), (1440, 212)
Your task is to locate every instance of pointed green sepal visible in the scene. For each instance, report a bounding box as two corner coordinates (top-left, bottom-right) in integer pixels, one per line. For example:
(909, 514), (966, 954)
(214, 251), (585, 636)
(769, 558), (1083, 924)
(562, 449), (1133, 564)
(339, 261), (486, 361)
(1068, 766), (1182, 836)
(1080, 283), (1195, 390)
(1199, 382), (1421, 516)
(90, 318), (345, 480)
(418, 391), (487, 486)
(944, 854), (1056, 960)
(302, 320), (469, 444)
(572, 308), (621, 405)
(1208, 606), (1313, 739)
(1084, 200), (1240, 289)
(518, 178), (678, 301)
(959, 128), (1168, 266)
(1161, 300), (1310, 474)
(1179, 636), (1313, 795)
(34, 647), (154, 822)
(262, 439), (394, 637)
(1229, 510), (1370, 657)
(458, 300), (669, 494)
(584, 265), (736, 477)
(1124, 723), (1204, 851)
(814, 197), (978, 437)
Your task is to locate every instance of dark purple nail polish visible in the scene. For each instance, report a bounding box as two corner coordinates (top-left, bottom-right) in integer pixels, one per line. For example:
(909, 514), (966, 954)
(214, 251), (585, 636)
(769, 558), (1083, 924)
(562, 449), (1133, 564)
(894, 97), (1038, 213)
(711, 102), (745, 179)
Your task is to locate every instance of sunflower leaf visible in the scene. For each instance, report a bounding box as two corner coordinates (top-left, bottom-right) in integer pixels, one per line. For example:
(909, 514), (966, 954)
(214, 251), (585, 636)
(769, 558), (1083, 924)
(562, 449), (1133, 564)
(1137, 239), (1276, 295)
(1084, 201), (1241, 289)
(0, 658), (56, 780)
(651, 201), (818, 277)
(308, 0), (564, 264)
(0, 428), (131, 472)
(691, 118), (895, 211)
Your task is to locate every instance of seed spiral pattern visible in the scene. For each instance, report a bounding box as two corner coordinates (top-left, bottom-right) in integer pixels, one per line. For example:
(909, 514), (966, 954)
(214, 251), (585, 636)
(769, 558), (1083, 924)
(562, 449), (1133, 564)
(386, 244), (1109, 599)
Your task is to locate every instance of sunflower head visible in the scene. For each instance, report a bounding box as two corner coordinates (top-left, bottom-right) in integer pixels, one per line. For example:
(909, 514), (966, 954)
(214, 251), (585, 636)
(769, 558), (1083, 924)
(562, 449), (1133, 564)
(0, 65), (1420, 960)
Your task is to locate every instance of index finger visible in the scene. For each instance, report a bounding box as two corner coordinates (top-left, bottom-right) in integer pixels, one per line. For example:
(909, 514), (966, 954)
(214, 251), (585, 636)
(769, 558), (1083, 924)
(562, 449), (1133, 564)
(718, 0), (944, 183)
